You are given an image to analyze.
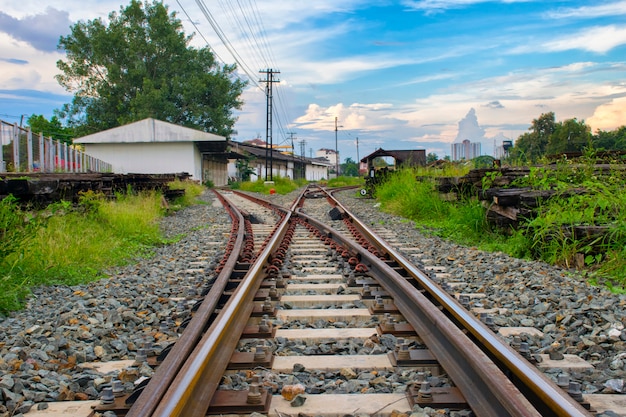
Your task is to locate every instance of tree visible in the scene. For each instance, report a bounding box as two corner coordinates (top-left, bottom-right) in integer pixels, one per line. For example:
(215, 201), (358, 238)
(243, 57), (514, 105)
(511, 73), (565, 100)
(545, 118), (591, 155)
(56, 0), (246, 138)
(593, 126), (626, 150)
(26, 114), (75, 144)
(510, 112), (556, 161)
(426, 153), (439, 163)
(341, 157), (359, 176)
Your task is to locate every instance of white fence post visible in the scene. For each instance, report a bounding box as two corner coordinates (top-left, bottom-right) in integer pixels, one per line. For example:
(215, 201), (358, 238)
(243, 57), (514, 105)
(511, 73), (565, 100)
(39, 132), (44, 172)
(27, 128), (33, 172)
(12, 123), (20, 172)
(0, 123), (5, 172)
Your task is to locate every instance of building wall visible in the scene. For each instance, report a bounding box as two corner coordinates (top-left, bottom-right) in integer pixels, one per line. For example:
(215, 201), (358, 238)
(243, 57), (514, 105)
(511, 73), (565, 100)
(82, 142), (203, 179)
(306, 164), (329, 181)
(316, 149), (337, 167)
(203, 157), (228, 186)
(451, 140), (482, 161)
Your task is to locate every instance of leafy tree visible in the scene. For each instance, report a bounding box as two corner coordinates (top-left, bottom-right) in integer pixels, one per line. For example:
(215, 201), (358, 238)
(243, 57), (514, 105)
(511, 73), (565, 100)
(592, 126), (626, 150)
(546, 118), (591, 154)
(235, 158), (255, 181)
(472, 155), (495, 168)
(510, 112), (556, 161)
(56, 0), (246, 138)
(341, 157), (359, 176)
(426, 152), (439, 163)
(26, 114), (75, 144)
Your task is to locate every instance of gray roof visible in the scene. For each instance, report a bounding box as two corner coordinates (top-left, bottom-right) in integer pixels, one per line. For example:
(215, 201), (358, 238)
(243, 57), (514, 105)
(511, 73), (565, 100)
(74, 118), (225, 144)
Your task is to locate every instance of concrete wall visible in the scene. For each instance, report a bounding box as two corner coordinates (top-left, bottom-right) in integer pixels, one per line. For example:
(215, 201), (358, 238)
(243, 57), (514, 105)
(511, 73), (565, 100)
(203, 157), (228, 186)
(82, 142), (203, 179)
(306, 164), (329, 181)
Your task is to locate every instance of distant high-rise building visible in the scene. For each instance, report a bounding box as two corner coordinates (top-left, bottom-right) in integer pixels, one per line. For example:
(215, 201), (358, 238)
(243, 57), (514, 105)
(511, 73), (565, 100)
(451, 139), (481, 161)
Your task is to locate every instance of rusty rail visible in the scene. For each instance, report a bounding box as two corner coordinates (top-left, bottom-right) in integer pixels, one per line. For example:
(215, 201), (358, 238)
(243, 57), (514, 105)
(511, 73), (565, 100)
(319, 187), (592, 417)
(126, 190), (247, 417)
(146, 188), (306, 417)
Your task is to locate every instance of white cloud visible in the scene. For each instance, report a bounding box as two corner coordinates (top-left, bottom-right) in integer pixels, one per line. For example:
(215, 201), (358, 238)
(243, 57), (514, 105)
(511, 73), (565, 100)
(0, 33), (66, 93)
(542, 25), (626, 54)
(294, 102), (396, 132)
(401, 0), (534, 14)
(587, 97), (626, 131)
(546, 1), (626, 19)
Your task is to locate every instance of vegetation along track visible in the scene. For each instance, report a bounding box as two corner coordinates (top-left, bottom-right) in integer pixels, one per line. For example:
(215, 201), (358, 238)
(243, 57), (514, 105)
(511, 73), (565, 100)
(91, 185), (596, 417)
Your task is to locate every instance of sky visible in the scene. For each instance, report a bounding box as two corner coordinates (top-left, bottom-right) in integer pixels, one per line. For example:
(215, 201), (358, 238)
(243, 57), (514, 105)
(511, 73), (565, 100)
(1, 0), (626, 163)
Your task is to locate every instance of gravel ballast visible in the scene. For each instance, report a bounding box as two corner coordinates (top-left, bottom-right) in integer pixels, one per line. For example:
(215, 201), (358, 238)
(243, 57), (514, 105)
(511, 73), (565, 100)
(0, 188), (624, 417)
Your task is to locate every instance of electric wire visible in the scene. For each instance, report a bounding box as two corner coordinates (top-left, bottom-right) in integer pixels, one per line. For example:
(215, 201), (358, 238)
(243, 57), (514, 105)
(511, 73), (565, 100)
(189, 0), (295, 142)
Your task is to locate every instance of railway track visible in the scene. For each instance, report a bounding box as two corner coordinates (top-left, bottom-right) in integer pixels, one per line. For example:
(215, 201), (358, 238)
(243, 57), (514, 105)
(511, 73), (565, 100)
(89, 185), (595, 417)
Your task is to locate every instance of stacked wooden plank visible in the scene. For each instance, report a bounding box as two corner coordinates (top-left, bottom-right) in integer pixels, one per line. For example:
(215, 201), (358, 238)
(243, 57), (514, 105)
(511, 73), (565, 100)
(0, 172), (191, 205)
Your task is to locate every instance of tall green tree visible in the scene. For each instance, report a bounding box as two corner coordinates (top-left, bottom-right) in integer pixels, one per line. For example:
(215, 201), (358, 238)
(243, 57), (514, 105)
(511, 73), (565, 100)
(56, 0), (246, 138)
(26, 114), (75, 144)
(545, 118), (592, 155)
(341, 157), (359, 176)
(426, 152), (439, 163)
(593, 126), (626, 150)
(510, 112), (556, 161)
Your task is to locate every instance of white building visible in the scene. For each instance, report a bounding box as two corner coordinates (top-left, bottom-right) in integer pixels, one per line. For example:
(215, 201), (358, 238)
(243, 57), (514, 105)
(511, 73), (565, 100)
(451, 139), (482, 161)
(228, 142), (331, 182)
(74, 118), (229, 184)
(316, 148), (338, 169)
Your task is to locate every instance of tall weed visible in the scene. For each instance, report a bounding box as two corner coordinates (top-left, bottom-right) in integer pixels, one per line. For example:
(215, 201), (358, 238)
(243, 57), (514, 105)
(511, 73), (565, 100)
(0, 191), (165, 314)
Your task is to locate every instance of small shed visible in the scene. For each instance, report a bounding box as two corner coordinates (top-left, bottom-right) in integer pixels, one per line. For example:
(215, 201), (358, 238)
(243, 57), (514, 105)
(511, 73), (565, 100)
(361, 148), (426, 171)
(74, 118), (229, 184)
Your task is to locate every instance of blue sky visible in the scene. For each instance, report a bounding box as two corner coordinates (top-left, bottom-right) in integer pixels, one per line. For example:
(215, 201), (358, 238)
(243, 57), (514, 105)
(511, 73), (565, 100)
(1, 0), (625, 162)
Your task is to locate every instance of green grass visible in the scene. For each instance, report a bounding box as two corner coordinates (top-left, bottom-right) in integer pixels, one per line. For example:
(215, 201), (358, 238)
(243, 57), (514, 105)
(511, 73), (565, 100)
(0, 182), (207, 315)
(234, 176), (307, 194)
(167, 179), (206, 209)
(373, 163), (626, 290)
(324, 176), (364, 187)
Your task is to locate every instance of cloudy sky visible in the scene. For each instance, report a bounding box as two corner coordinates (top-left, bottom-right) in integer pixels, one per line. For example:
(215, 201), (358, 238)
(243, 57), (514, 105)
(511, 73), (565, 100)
(1, 0), (625, 161)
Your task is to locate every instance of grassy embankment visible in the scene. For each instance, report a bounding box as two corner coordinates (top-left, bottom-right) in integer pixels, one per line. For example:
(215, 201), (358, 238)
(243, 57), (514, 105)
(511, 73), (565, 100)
(232, 175), (364, 194)
(372, 159), (626, 292)
(0, 180), (204, 315)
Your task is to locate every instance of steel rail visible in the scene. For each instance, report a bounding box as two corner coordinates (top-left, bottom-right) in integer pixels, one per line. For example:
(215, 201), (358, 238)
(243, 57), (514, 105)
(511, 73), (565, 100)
(125, 190), (248, 417)
(148, 188), (305, 417)
(322, 189), (592, 417)
(296, 209), (541, 416)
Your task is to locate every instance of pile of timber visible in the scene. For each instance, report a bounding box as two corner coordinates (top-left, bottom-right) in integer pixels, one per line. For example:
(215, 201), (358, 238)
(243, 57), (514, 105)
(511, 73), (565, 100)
(0, 172), (191, 205)
(432, 165), (619, 235)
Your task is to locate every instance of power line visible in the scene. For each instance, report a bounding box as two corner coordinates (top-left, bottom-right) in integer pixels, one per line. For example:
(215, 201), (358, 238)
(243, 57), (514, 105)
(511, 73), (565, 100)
(195, 0), (263, 90)
(190, 0), (294, 141)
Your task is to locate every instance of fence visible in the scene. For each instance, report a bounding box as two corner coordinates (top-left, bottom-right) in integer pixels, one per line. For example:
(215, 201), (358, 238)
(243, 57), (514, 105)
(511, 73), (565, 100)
(0, 120), (112, 173)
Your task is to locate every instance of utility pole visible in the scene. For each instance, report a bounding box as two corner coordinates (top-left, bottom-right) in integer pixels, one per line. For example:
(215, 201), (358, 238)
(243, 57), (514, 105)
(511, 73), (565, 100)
(287, 131), (297, 179)
(334, 117), (340, 177)
(259, 69), (280, 181)
(287, 132), (296, 155)
(356, 136), (360, 173)
(299, 139), (306, 180)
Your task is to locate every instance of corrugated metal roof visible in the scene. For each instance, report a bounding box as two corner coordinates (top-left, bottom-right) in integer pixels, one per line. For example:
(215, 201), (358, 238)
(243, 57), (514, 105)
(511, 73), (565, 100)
(74, 118), (225, 144)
